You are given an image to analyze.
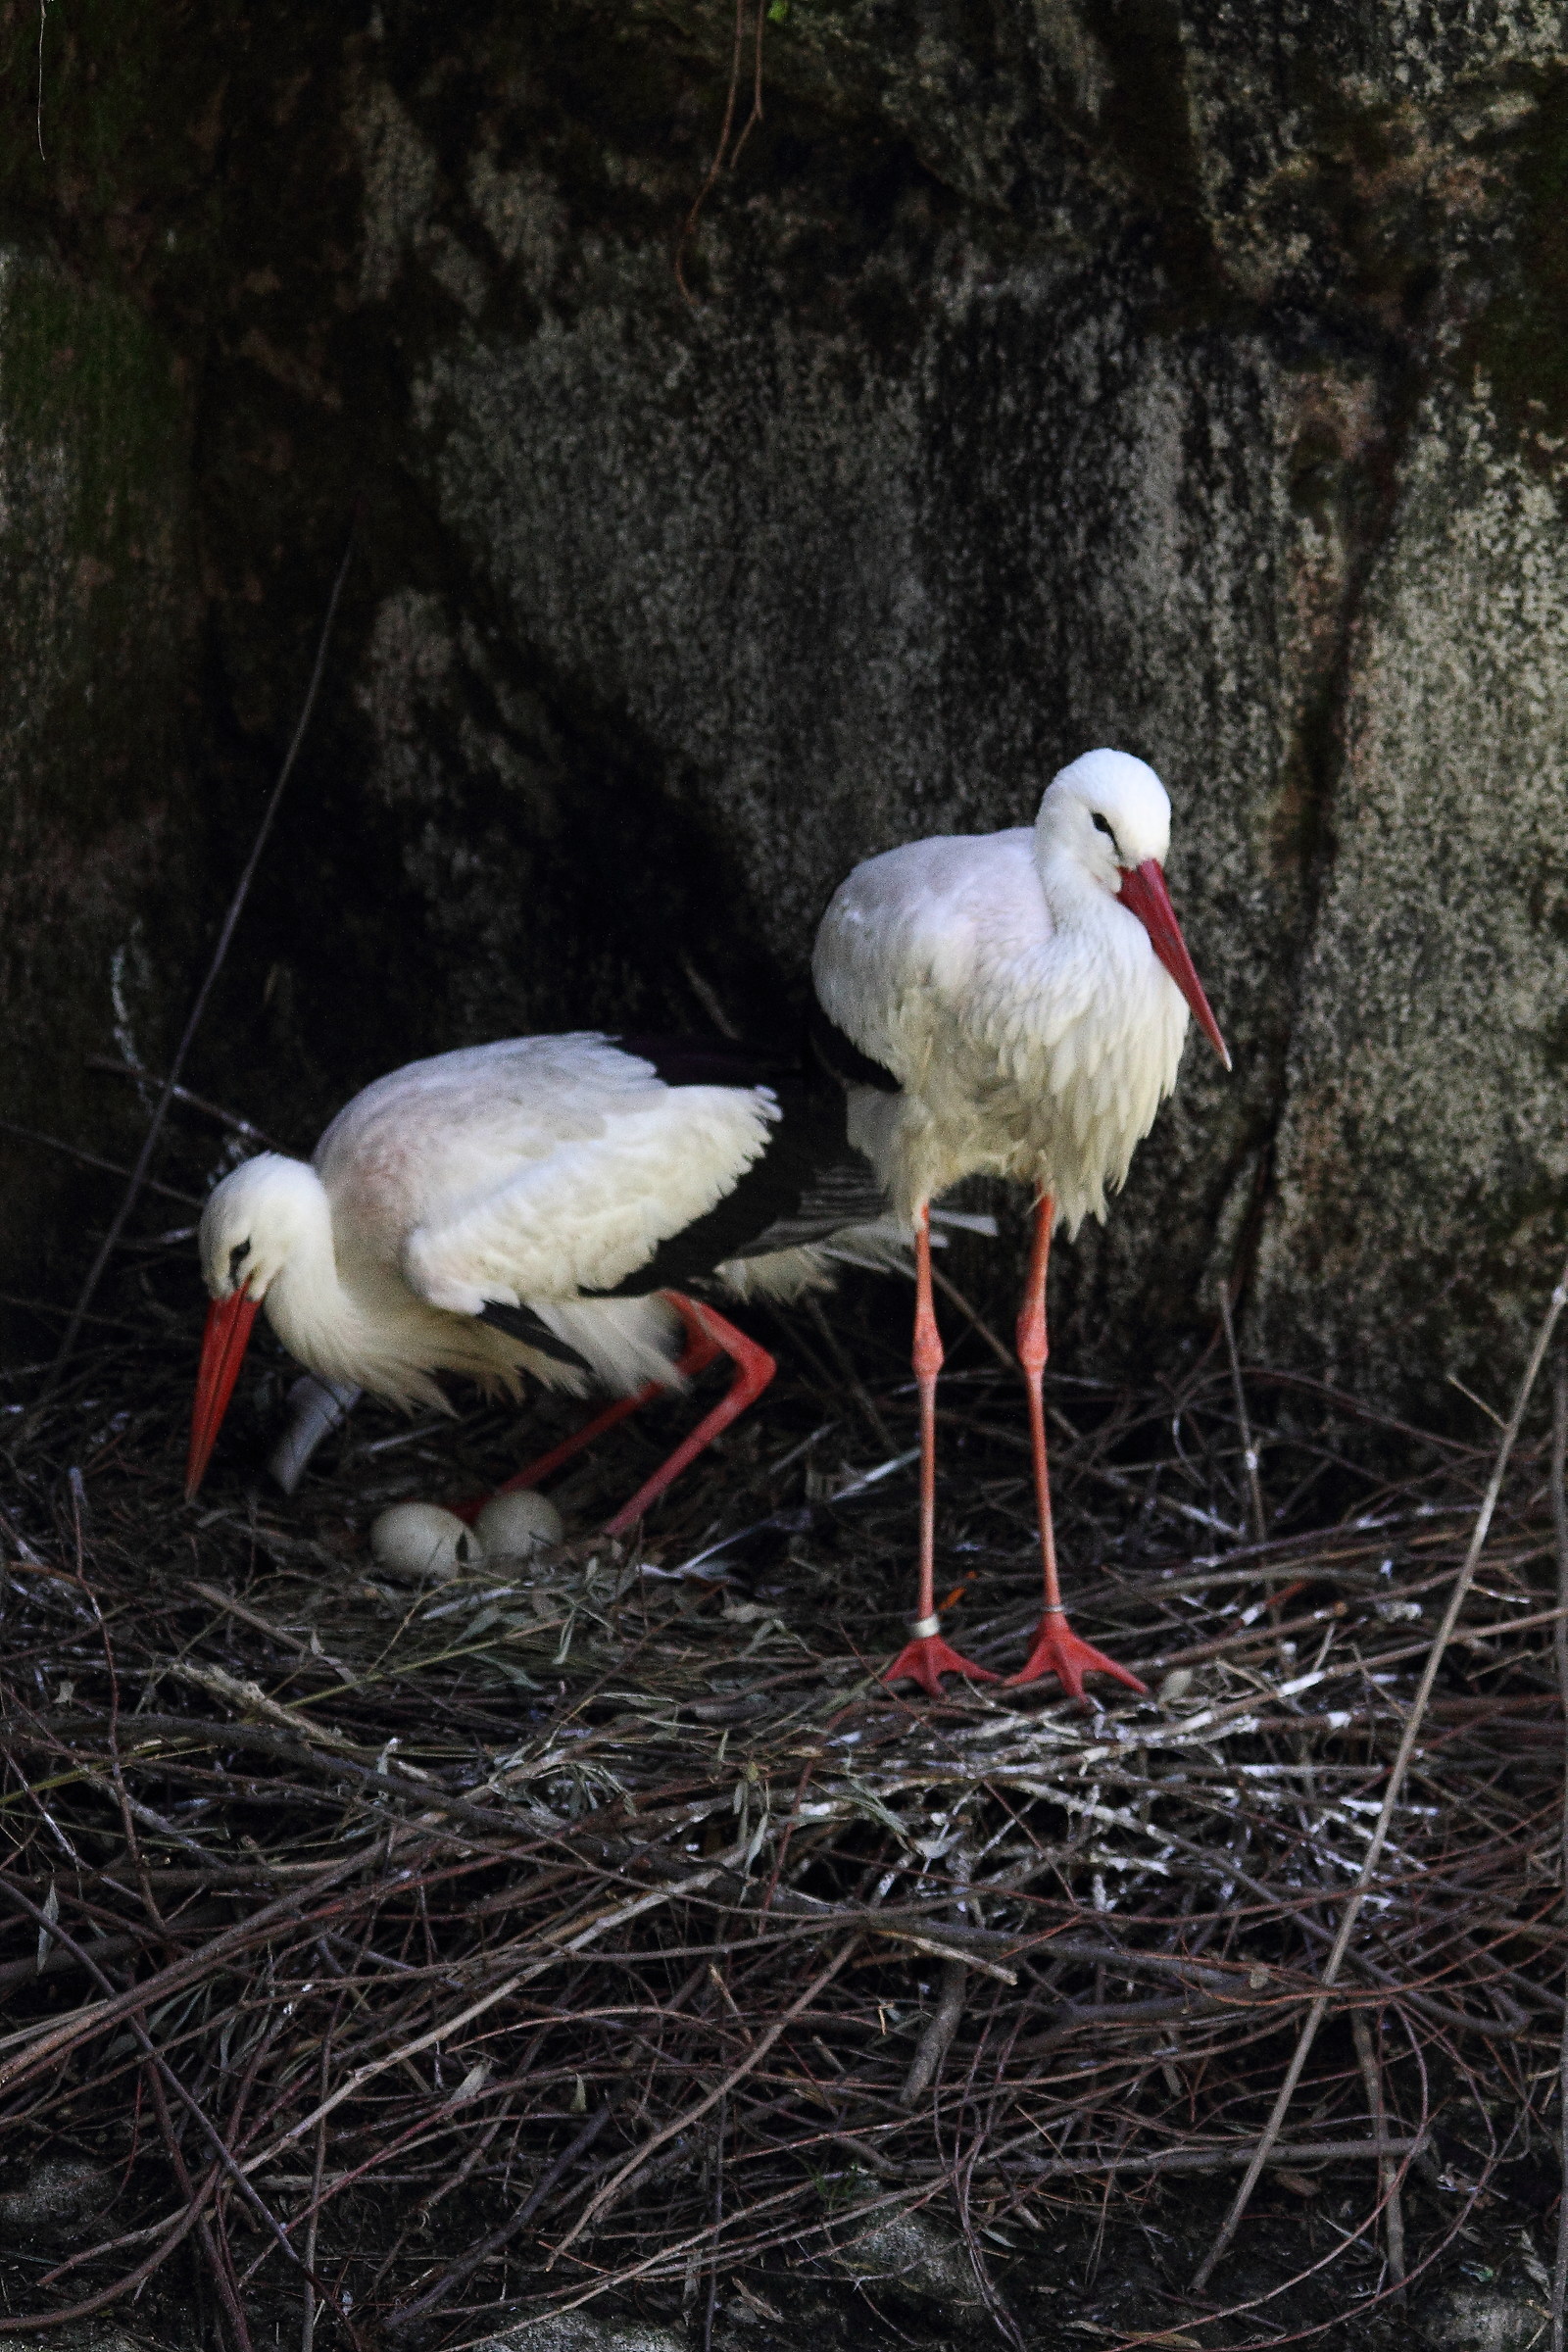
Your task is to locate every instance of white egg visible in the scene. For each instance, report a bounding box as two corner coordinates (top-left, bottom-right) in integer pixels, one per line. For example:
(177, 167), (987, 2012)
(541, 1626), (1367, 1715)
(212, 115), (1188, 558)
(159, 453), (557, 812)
(473, 1489), (565, 1559)
(369, 1502), (485, 1582)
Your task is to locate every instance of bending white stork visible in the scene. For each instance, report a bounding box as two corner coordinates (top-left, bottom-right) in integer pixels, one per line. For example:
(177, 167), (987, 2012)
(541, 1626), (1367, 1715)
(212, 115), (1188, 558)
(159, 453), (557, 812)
(810, 748), (1231, 1699)
(184, 1034), (902, 1525)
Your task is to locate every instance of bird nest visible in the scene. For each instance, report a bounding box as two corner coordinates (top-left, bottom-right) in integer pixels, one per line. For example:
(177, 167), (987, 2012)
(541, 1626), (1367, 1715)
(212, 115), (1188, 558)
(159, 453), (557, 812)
(2, 1268), (1567, 2352)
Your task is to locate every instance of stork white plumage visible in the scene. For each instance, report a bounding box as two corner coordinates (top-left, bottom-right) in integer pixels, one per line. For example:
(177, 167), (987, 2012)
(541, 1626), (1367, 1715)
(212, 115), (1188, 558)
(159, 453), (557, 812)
(810, 748), (1231, 1699)
(184, 1033), (903, 1526)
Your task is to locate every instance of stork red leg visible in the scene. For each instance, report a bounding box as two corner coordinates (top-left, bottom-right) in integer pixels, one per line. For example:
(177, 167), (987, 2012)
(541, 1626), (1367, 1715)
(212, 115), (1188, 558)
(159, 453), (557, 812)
(883, 1205), (998, 1695)
(1006, 1194), (1148, 1701)
(471, 1310), (724, 1519)
(601, 1295), (774, 1536)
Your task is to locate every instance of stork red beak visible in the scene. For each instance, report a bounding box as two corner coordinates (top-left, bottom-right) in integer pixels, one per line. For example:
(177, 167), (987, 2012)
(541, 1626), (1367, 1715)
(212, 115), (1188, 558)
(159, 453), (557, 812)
(185, 1291), (261, 1500)
(1117, 859), (1231, 1070)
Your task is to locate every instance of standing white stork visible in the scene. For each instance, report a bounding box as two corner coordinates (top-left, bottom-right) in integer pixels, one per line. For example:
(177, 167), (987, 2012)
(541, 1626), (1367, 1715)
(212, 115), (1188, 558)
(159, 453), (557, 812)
(184, 1035), (901, 1525)
(811, 748), (1231, 1699)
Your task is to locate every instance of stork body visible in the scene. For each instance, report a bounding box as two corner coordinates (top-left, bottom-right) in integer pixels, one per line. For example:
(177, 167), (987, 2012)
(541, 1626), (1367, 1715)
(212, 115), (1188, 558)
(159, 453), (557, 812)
(811, 749), (1230, 1698)
(186, 1033), (897, 1527)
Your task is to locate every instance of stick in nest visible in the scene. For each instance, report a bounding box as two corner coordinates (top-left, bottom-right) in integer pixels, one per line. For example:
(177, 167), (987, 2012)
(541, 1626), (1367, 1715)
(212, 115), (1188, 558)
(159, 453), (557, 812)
(1193, 1247), (1568, 2295)
(31, 523), (356, 1408)
(4, 1337), (1565, 2339)
(1552, 1354), (1568, 2352)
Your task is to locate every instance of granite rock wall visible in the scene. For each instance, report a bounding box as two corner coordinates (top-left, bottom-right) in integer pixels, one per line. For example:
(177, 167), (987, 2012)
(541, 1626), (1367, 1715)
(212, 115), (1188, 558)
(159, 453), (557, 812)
(5, 0), (1568, 1411)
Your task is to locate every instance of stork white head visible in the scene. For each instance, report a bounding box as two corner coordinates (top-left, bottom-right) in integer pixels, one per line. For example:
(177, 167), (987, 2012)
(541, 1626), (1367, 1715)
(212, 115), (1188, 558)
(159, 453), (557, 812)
(1036, 748), (1231, 1070)
(1038, 748), (1172, 876)
(198, 1154), (323, 1304)
(187, 1154), (328, 1499)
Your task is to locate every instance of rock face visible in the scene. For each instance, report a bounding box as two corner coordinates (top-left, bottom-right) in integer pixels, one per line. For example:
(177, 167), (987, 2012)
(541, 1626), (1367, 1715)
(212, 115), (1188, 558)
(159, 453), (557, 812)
(0, 247), (200, 1313)
(5, 2), (1568, 1407)
(1255, 386), (1568, 1394)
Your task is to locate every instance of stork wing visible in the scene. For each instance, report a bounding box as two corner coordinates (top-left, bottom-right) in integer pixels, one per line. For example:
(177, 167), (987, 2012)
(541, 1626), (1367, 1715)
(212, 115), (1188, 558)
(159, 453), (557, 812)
(595, 1076), (891, 1295)
(317, 1032), (888, 1315)
(399, 1085), (779, 1312)
(811, 830), (1050, 1082)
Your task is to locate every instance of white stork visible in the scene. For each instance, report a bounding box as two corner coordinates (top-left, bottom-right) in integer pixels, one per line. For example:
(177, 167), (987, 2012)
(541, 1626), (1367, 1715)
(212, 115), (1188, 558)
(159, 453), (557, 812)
(811, 748), (1231, 1699)
(184, 1034), (903, 1527)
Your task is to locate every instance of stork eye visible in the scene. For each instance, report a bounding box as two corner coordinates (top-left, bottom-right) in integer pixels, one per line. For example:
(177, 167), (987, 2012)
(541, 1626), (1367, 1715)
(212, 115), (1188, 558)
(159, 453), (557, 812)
(228, 1240), (253, 1285)
(1091, 812), (1118, 851)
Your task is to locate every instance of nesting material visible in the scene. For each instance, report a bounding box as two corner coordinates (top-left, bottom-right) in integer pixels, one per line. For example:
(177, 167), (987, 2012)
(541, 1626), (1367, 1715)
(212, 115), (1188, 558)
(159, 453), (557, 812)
(4, 1303), (1566, 2344)
(474, 1486), (565, 1558)
(369, 1498), (484, 1580)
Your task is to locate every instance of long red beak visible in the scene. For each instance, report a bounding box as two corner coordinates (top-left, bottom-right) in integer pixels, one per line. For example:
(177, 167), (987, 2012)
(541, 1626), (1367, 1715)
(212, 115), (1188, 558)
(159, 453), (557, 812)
(1117, 858), (1231, 1070)
(185, 1291), (261, 1500)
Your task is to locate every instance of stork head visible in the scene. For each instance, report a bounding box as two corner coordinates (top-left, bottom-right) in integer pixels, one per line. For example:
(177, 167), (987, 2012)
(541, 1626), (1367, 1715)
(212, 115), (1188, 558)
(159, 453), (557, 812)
(186, 1154), (321, 1500)
(1036, 748), (1231, 1070)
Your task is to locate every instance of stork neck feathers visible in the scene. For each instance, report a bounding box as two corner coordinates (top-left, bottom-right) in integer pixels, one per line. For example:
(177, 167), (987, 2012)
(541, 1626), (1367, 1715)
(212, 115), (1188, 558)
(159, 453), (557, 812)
(259, 1179), (357, 1375)
(1030, 747), (1173, 937)
(1034, 835), (1121, 933)
(199, 1155), (359, 1379)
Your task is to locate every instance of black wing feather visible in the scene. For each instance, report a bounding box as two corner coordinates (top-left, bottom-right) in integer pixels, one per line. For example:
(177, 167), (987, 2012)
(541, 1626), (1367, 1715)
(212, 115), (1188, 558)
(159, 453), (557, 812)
(807, 999), (902, 1095)
(585, 1044), (892, 1298)
(478, 1299), (595, 1374)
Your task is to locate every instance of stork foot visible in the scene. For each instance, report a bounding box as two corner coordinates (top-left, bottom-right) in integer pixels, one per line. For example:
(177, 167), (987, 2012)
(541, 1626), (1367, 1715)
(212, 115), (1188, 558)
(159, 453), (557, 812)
(883, 1627), (999, 1697)
(1006, 1611), (1148, 1702)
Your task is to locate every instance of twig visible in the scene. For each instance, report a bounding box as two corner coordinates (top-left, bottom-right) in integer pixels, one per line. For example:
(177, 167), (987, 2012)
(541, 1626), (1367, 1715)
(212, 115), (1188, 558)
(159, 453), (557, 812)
(142, 2061), (253, 2352)
(917, 2132), (1427, 2182)
(385, 2092), (618, 2332)
(929, 1262), (1016, 1379)
(1192, 1246), (1568, 2293)
(0, 1293), (151, 1335)
(0, 1839), (393, 2096)
(901, 1844), (972, 2105)
(0, 1882), (325, 2310)
(1219, 1281), (1267, 1544)
(804, 1294), (894, 1450)
(549, 1938), (858, 2257)
(86, 1057), (282, 1150)
(239, 1864), (739, 2177)
(0, 2177), (217, 2335)
(732, 0), (765, 170)
(676, 953), (742, 1042)
(900, 1957), (968, 2107)
(1552, 1355), (1568, 2352)
(34, 524), (356, 1399)
(300, 2036), (329, 2352)
(1351, 2008), (1404, 2293)
(0, 1118), (201, 1206)
(673, 0), (766, 299)
(704, 2089), (727, 2352)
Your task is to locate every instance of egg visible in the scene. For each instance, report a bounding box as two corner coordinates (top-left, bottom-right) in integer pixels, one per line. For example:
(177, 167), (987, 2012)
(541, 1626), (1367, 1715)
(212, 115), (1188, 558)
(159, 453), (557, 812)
(473, 1489), (565, 1560)
(369, 1502), (484, 1582)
